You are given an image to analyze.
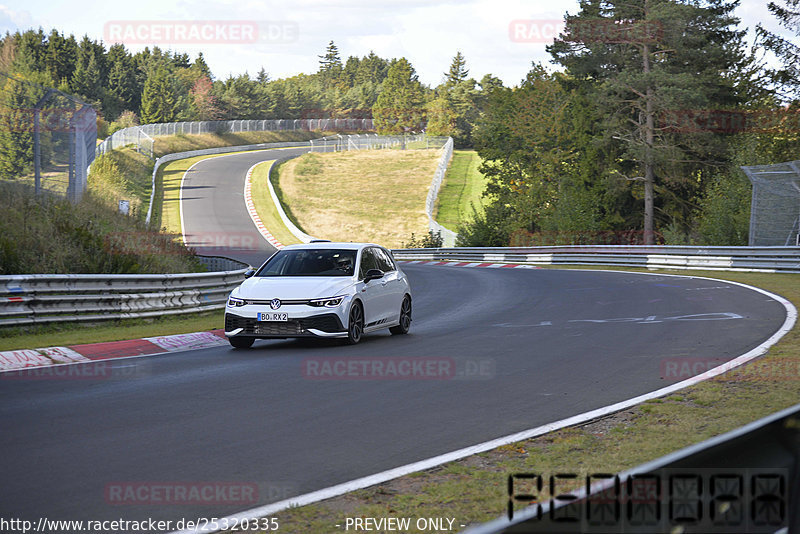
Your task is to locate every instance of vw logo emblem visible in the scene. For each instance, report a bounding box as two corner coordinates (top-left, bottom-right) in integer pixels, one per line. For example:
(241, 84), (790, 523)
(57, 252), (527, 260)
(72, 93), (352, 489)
(270, 298), (281, 310)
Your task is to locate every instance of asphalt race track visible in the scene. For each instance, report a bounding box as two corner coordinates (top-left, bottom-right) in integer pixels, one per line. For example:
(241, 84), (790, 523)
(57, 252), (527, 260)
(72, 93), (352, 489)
(0, 150), (789, 529)
(180, 146), (311, 266)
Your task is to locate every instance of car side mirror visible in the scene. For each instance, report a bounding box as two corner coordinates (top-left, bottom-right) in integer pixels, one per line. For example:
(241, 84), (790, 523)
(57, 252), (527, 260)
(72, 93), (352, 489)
(364, 269), (384, 282)
(244, 269), (256, 279)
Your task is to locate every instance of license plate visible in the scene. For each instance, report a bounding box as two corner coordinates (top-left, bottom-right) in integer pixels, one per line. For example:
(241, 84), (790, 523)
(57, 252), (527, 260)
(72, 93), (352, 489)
(257, 312), (288, 322)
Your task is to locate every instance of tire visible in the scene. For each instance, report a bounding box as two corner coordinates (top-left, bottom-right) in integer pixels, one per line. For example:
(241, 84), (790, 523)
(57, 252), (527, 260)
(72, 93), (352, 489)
(345, 302), (364, 345)
(229, 336), (254, 349)
(390, 295), (412, 335)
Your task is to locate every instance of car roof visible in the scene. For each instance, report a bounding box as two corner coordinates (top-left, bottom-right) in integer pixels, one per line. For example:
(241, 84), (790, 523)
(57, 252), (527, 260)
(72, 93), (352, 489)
(279, 242), (382, 251)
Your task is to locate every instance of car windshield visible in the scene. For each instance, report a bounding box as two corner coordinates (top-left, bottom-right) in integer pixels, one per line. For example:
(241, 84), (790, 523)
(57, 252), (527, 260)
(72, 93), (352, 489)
(256, 249), (357, 277)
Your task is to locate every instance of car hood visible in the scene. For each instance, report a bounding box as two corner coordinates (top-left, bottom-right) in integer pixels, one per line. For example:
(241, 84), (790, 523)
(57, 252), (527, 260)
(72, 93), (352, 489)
(236, 276), (355, 300)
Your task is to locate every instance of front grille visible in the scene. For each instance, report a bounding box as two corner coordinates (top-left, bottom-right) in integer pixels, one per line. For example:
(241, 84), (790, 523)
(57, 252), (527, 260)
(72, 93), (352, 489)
(254, 321), (304, 336)
(225, 313), (343, 336)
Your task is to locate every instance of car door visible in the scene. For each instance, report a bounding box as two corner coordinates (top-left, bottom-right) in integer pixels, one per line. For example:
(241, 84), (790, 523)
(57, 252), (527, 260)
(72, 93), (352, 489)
(357, 247), (385, 327)
(373, 247), (405, 323)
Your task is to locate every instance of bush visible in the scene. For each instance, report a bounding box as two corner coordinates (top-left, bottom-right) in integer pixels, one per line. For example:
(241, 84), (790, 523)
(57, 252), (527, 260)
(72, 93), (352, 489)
(402, 230), (443, 248)
(696, 171), (751, 245)
(108, 110), (140, 135)
(455, 203), (512, 246)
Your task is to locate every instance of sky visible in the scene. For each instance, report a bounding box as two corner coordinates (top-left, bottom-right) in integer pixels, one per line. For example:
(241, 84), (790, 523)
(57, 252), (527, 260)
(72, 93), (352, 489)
(0, 0), (794, 87)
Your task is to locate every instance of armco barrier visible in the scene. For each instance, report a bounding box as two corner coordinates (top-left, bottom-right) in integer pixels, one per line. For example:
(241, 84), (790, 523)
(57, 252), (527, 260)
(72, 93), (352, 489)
(465, 402), (800, 533)
(392, 245), (800, 273)
(0, 257), (249, 327)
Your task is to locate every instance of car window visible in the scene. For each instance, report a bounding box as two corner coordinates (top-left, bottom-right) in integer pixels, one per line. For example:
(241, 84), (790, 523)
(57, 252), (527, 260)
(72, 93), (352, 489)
(358, 248), (379, 279)
(256, 249), (356, 276)
(374, 247), (396, 272)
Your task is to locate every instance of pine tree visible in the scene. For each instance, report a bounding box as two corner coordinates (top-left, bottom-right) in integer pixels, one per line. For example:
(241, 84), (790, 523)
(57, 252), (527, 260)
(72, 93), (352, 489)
(70, 52), (102, 103)
(445, 52), (469, 87)
(189, 53), (211, 81)
(373, 58), (425, 134)
(44, 30), (76, 84)
(548, 0), (746, 244)
(140, 66), (180, 123)
(318, 40), (342, 73)
(105, 44), (138, 119)
(756, 0), (800, 98)
(355, 52), (389, 85)
(318, 40), (343, 88)
(0, 75), (35, 178)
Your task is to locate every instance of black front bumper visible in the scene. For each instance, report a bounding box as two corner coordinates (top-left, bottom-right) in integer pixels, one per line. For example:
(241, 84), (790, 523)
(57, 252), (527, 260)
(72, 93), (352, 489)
(224, 313), (345, 338)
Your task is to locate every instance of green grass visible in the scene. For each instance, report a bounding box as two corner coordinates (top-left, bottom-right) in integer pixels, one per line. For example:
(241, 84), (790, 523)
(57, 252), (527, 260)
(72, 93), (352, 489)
(262, 267), (800, 533)
(277, 150), (440, 248)
(87, 148), (154, 221)
(0, 180), (203, 275)
(0, 310), (223, 351)
(249, 161), (302, 246)
(435, 150), (488, 231)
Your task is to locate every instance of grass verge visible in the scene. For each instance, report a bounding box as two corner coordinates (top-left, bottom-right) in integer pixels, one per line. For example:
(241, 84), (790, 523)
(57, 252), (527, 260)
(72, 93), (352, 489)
(259, 267), (799, 533)
(435, 150), (488, 231)
(277, 150), (440, 248)
(0, 310), (223, 351)
(249, 161), (302, 246)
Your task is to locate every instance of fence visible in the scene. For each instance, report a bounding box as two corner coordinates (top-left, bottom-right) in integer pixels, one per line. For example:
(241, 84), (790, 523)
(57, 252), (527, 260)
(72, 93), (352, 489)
(308, 133), (448, 152)
(96, 118), (375, 159)
(0, 71), (97, 202)
(741, 160), (800, 246)
(425, 137), (458, 246)
(392, 245), (800, 273)
(0, 256), (248, 327)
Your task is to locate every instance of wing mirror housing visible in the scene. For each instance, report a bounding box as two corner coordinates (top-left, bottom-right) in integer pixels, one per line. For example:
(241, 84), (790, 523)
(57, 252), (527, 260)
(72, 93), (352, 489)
(364, 269), (384, 283)
(243, 269), (256, 279)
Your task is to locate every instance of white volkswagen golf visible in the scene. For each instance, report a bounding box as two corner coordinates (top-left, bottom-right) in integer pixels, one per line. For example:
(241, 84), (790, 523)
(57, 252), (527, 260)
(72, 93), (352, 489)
(224, 242), (412, 348)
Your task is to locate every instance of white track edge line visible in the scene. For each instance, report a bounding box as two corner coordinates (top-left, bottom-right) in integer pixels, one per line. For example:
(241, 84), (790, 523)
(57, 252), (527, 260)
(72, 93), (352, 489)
(171, 270), (797, 534)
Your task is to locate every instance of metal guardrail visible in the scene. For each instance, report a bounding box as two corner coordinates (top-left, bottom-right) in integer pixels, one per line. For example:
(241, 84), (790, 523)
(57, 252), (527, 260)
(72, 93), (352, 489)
(466, 402), (800, 533)
(0, 257), (249, 327)
(392, 245), (800, 273)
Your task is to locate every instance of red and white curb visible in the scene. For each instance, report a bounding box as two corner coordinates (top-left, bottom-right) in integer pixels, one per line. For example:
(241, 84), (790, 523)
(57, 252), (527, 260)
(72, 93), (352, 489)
(243, 161), (284, 249)
(0, 330), (229, 374)
(399, 260), (539, 269)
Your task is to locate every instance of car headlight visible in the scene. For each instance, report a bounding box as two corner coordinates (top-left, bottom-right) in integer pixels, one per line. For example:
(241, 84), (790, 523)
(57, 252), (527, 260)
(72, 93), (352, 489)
(309, 296), (345, 308)
(227, 296), (246, 307)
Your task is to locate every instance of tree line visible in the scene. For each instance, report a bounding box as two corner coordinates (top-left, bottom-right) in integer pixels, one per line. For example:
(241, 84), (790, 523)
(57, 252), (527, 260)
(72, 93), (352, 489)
(460, 0), (800, 246)
(2, 0), (799, 246)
